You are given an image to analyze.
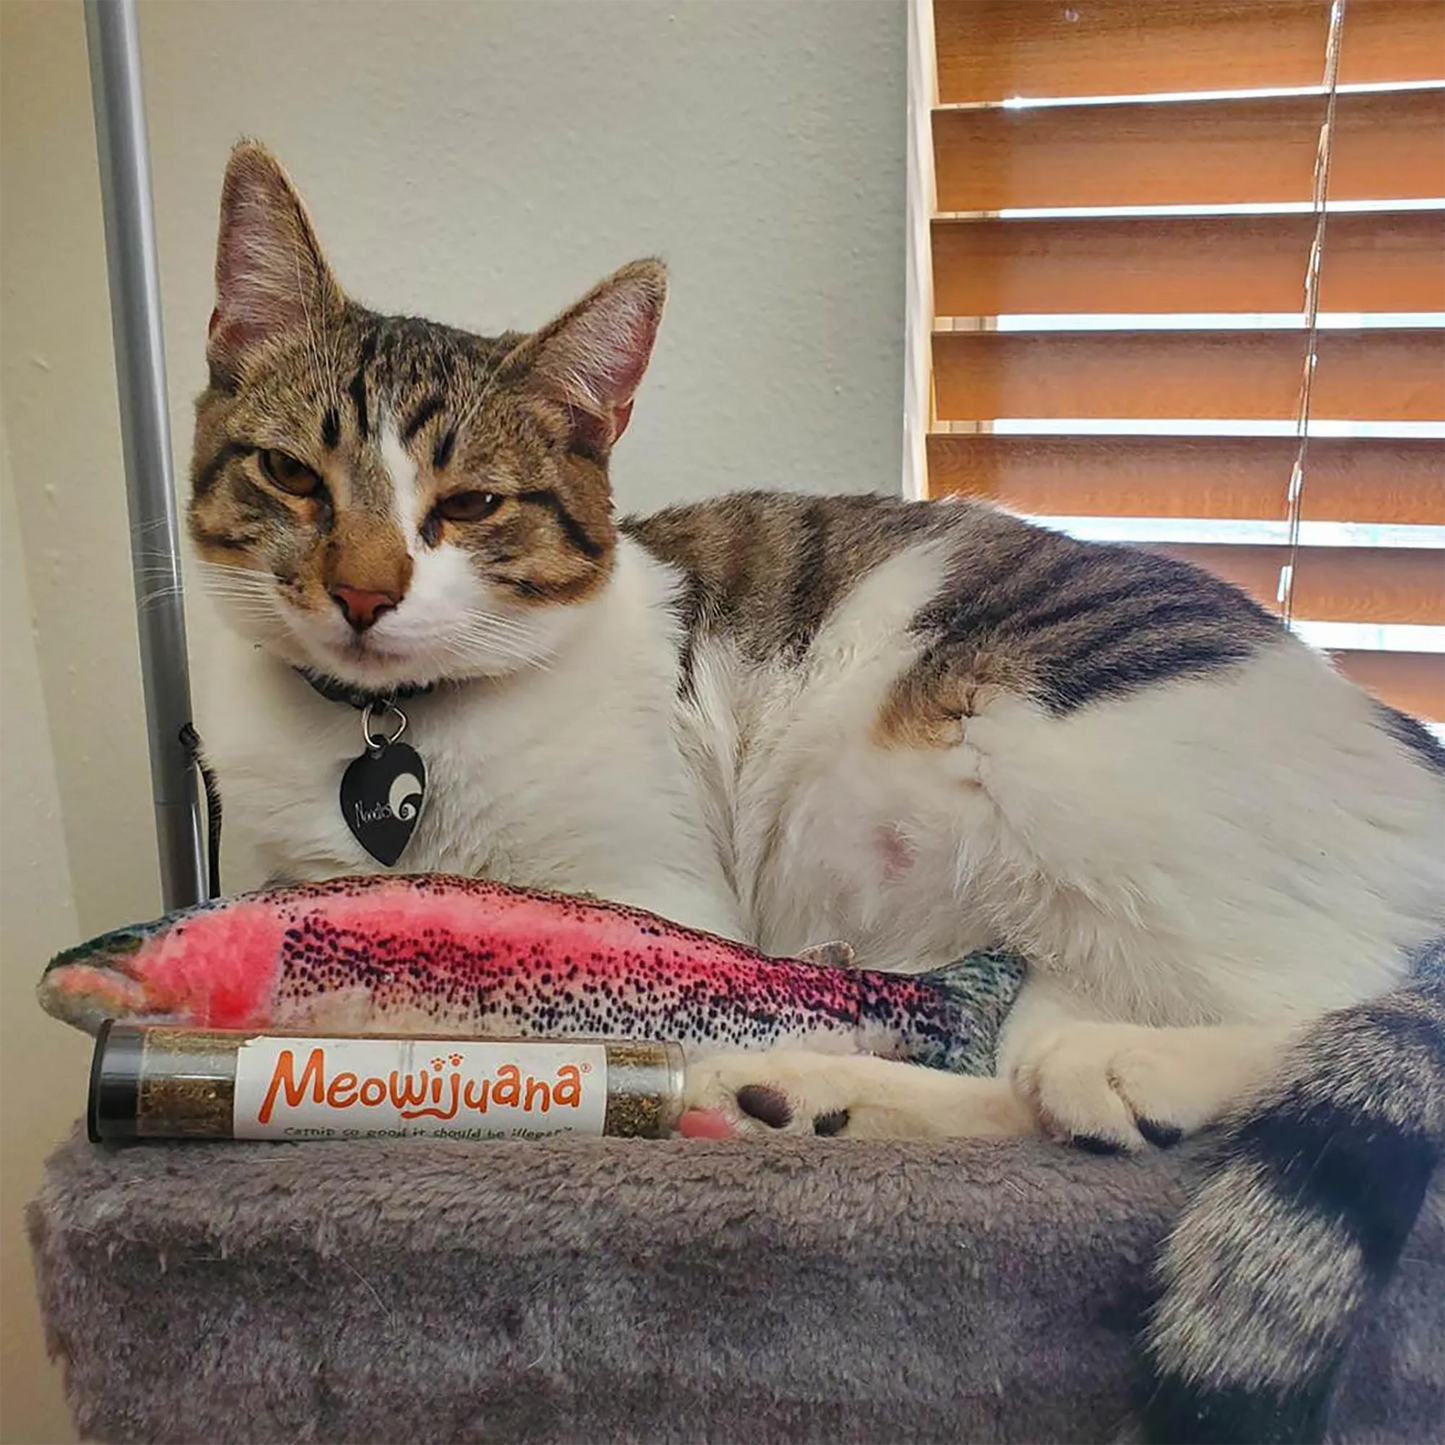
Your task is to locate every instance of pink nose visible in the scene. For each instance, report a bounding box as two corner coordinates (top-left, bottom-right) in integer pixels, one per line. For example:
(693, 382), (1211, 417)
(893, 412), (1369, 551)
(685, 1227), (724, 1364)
(330, 585), (398, 632)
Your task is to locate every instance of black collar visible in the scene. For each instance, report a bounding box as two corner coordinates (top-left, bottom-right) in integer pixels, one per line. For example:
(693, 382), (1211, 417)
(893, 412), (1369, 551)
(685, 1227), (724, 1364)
(296, 668), (435, 711)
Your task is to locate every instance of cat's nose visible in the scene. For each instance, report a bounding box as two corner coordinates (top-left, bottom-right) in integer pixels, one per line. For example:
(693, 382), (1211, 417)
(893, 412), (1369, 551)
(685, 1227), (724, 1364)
(330, 585), (399, 632)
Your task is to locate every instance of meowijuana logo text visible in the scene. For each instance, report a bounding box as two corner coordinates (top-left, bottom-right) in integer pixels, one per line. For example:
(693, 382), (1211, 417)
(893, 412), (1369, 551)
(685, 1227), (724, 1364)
(256, 1046), (587, 1124)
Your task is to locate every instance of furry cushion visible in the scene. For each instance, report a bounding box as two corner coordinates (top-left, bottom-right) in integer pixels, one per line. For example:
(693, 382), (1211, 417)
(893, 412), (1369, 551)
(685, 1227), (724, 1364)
(27, 1128), (1443, 1443)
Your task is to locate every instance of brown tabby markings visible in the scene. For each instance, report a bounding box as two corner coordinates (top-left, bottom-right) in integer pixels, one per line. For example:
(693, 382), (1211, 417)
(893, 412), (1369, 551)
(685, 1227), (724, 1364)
(873, 653), (1031, 753)
(189, 143), (630, 618)
(622, 492), (953, 693)
(190, 142), (1445, 1445)
(1146, 954), (1445, 1439)
(191, 309), (618, 611)
(194, 142), (1280, 733)
(624, 491), (1281, 743)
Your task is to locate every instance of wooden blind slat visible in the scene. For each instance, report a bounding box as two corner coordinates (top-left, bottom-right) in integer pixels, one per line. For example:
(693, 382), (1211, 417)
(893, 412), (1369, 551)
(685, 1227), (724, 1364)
(1149, 544), (1444, 624)
(927, 435), (1445, 525)
(1333, 649), (1445, 721)
(932, 330), (1445, 422)
(934, 88), (1445, 211)
(927, 3), (1444, 725)
(932, 211), (1445, 316)
(935, 0), (1445, 104)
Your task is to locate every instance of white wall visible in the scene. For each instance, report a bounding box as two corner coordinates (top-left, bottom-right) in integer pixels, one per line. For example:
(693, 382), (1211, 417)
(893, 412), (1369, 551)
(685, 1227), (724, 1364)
(142, 0), (908, 512)
(0, 3), (905, 1439)
(0, 421), (92, 1445)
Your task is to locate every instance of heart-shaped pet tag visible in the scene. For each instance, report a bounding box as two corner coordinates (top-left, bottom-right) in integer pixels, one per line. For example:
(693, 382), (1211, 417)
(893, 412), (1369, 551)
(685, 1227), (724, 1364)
(340, 740), (426, 866)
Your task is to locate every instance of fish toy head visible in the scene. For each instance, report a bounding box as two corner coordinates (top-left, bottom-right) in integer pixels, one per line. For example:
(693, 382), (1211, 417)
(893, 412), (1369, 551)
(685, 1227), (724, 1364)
(39, 920), (172, 1034)
(38, 899), (281, 1034)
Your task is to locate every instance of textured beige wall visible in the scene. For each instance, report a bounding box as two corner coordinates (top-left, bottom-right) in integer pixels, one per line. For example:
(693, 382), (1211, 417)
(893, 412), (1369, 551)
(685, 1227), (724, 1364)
(0, 424), (90, 1444)
(2, 4), (155, 1436)
(138, 0), (907, 518)
(0, 3), (904, 1439)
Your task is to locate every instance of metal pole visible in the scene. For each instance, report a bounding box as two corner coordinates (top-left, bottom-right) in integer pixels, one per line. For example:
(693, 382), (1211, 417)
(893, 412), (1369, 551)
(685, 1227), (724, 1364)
(85, 0), (205, 910)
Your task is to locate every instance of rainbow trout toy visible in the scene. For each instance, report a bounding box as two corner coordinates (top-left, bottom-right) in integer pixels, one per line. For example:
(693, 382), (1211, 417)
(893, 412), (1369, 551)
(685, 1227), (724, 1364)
(39, 874), (1024, 1075)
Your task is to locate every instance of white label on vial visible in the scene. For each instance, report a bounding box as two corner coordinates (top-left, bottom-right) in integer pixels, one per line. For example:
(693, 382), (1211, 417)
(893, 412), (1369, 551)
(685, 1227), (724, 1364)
(232, 1036), (608, 1141)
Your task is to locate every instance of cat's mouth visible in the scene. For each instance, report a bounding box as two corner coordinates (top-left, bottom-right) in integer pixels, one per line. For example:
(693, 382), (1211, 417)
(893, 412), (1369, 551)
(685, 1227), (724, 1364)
(338, 632), (395, 659)
(332, 632), (427, 674)
(271, 584), (555, 689)
(295, 618), (442, 689)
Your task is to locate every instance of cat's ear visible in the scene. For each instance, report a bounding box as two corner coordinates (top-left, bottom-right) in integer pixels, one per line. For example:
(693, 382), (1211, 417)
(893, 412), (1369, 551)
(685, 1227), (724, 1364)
(503, 260), (667, 456)
(208, 140), (343, 382)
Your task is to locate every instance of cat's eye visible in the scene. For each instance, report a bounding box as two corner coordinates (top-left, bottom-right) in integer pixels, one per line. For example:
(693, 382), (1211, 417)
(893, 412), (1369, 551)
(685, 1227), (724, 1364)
(259, 449), (323, 497)
(436, 490), (503, 523)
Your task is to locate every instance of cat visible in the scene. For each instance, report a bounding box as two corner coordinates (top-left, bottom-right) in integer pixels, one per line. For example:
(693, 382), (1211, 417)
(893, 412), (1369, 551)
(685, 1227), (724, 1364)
(189, 141), (1443, 1444)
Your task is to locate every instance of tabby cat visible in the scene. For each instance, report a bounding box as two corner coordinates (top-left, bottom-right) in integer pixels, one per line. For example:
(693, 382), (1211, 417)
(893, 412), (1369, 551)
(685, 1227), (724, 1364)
(189, 142), (1443, 1444)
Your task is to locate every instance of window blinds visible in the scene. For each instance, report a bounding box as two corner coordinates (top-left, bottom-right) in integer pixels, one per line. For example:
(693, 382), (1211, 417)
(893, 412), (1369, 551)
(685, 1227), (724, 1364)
(924, 0), (1445, 725)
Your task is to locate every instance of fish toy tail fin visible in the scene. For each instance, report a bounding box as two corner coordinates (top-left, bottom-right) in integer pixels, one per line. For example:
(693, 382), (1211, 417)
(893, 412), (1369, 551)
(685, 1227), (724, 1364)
(916, 948), (1028, 1075)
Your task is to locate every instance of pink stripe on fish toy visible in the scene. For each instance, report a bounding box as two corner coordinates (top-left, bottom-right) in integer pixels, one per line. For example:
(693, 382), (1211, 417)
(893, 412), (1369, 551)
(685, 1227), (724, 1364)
(39, 874), (1023, 1075)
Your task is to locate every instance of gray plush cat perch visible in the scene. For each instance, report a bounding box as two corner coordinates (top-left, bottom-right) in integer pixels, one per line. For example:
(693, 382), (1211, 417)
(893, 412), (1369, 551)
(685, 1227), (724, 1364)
(28, 1132), (1443, 1444)
(26, 5), (1443, 1444)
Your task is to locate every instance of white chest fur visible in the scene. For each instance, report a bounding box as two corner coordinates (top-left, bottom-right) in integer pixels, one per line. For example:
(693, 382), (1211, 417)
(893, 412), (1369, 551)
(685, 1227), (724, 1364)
(195, 533), (1443, 1030)
(192, 542), (742, 939)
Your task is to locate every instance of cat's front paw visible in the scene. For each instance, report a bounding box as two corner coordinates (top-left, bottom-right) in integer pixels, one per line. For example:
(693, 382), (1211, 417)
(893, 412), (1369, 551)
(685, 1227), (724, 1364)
(684, 1050), (865, 1137)
(682, 1048), (1033, 1140)
(1010, 1022), (1273, 1153)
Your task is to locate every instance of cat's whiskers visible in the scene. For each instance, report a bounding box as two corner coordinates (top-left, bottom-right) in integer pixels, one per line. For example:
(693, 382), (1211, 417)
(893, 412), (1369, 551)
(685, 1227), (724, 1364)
(437, 619), (555, 674)
(462, 601), (551, 635)
(198, 572), (275, 593)
(199, 588), (279, 614)
(190, 561), (555, 673)
(447, 625), (542, 656)
(193, 560), (275, 589)
(189, 563), (288, 638)
(454, 620), (554, 658)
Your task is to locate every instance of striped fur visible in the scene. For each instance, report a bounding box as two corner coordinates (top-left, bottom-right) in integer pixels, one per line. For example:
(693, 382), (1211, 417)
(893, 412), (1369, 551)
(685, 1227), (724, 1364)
(625, 491), (1280, 715)
(191, 143), (1445, 1445)
(1143, 955), (1445, 1442)
(190, 143), (653, 693)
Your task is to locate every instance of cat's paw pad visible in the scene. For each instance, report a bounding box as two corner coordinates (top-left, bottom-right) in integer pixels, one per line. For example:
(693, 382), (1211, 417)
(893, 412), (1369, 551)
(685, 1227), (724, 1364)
(1011, 1024), (1211, 1153)
(684, 1051), (863, 1138)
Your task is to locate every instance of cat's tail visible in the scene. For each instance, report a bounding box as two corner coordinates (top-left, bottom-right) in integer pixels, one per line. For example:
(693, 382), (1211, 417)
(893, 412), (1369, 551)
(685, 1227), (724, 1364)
(1140, 947), (1445, 1444)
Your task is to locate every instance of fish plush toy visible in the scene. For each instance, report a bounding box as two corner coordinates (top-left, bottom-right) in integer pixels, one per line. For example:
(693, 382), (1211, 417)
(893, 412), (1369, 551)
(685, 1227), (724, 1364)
(38, 874), (1024, 1076)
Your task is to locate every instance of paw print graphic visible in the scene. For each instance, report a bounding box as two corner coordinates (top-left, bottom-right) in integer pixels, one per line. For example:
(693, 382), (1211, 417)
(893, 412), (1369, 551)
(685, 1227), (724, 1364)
(430, 1057), (445, 1071)
(449, 1053), (463, 1066)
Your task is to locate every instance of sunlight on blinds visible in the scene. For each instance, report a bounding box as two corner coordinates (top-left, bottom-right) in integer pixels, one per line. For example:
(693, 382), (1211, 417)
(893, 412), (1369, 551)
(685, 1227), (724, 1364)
(924, 0), (1445, 726)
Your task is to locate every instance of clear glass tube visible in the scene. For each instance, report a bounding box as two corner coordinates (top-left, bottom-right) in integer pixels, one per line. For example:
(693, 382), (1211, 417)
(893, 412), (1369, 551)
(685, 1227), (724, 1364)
(89, 1024), (686, 1142)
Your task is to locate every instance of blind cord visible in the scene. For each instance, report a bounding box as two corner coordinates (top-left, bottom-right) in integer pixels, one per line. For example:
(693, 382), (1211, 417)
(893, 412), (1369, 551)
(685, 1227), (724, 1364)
(1280, 0), (1348, 629)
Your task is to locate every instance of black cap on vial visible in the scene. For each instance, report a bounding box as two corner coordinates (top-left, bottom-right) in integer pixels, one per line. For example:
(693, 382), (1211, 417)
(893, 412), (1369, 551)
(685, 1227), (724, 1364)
(87, 1020), (142, 1143)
